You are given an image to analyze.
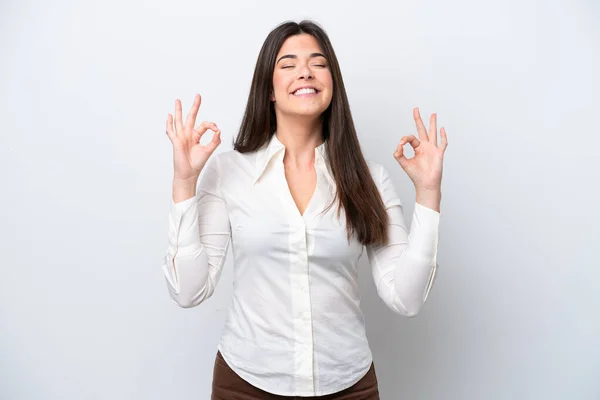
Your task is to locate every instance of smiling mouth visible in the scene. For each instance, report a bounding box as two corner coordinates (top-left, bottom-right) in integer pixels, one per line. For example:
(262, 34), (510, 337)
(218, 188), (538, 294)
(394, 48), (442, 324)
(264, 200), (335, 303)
(292, 88), (319, 96)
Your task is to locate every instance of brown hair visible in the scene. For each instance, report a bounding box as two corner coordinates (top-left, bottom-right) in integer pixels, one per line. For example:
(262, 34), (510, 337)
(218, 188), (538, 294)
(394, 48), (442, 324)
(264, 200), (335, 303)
(233, 20), (389, 246)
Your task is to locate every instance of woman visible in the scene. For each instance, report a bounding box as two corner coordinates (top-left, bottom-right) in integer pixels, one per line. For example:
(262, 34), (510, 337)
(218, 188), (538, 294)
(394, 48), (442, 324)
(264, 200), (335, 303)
(163, 20), (447, 399)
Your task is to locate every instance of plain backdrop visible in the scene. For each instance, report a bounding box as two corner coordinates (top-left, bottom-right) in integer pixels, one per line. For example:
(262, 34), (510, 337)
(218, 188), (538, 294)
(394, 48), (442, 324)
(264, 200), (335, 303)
(1, 0), (599, 399)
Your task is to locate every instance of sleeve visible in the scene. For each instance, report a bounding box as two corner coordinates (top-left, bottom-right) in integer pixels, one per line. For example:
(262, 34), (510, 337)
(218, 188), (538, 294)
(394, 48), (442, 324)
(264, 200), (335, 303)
(161, 154), (232, 308)
(365, 163), (441, 317)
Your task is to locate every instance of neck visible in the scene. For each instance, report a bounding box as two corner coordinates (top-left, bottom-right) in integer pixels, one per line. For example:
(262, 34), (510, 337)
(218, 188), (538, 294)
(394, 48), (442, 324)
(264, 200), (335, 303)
(275, 115), (324, 169)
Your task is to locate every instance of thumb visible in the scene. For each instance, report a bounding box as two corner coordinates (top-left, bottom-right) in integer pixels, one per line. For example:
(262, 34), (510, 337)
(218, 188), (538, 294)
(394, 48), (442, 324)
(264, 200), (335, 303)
(393, 146), (410, 170)
(203, 130), (222, 153)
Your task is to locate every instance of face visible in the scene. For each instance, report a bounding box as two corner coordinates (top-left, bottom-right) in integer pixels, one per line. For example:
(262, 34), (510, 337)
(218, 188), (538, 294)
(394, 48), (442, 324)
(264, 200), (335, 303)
(271, 33), (333, 119)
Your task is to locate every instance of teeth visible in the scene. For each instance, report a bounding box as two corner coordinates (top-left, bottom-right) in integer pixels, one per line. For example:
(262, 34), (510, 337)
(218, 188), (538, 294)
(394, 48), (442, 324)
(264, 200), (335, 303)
(294, 88), (316, 95)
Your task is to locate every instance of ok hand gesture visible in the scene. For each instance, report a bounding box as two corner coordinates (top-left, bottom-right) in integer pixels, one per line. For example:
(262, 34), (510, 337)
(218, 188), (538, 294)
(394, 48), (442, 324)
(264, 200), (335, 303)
(166, 94), (221, 182)
(393, 108), (448, 191)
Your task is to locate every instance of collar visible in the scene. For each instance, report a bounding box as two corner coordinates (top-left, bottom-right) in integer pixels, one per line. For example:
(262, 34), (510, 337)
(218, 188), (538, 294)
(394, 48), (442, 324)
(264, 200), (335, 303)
(253, 133), (331, 185)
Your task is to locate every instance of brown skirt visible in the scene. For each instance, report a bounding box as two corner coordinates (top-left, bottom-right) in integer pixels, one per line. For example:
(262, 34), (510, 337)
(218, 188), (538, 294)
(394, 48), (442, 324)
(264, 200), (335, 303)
(211, 351), (380, 399)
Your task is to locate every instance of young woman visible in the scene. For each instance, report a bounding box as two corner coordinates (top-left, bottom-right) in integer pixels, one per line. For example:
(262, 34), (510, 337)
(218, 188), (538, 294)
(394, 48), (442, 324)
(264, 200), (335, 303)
(163, 20), (447, 400)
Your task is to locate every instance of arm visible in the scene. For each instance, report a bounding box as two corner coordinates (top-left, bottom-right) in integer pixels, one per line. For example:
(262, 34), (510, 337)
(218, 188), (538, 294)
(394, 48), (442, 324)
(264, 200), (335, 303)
(366, 163), (440, 317)
(162, 154), (231, 308)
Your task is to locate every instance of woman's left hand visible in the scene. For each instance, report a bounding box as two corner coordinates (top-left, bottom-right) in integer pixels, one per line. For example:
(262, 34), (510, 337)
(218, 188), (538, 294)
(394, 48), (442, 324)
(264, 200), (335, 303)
(393, 108), (448, 191)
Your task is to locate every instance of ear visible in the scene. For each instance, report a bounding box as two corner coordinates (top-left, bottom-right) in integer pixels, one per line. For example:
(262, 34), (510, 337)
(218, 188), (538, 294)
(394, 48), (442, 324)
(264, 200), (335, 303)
(270, 91), (275, 102)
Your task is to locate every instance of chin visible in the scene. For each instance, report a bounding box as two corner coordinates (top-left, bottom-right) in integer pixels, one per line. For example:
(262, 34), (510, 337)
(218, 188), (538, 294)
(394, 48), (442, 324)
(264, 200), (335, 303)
(295, 108), (324, 117)
(281, 103), (329, 119)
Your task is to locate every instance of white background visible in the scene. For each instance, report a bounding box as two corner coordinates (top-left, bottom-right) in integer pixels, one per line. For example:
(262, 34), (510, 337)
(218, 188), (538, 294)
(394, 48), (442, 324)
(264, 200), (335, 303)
(1, 0), (599, 399)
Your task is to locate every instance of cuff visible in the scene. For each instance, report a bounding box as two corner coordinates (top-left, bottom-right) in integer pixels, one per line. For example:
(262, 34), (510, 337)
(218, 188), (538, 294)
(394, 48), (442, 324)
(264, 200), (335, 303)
(172, 195), (197, 211)
(408, 202), (441, 265)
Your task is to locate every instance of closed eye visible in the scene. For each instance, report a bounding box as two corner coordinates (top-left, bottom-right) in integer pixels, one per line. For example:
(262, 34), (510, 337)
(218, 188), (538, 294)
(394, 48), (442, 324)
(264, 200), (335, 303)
(281, 64), (326, 69)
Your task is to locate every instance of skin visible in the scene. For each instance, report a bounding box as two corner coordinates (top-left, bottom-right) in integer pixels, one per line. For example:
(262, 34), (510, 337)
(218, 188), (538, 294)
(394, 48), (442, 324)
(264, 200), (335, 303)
(166, 35), (448, 212)
(271, 34), (333, 121)
(395, 109), (448, 211)
(269, 34), (334, 215)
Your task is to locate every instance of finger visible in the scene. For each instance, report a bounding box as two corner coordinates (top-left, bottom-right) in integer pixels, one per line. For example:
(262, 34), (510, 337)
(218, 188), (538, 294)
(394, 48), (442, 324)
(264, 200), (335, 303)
(185, 94), (202, 131)
(393, 141), (405, 161)
(413, 107), (430, 142)
(204, 130), (222, 153)
(394, 135), (417, 156)
(192, 122), (219, 146)
(429, 113), (438, 145)
(394, 135), (418, 168)
(440, 127), (448, 151)
(194, 121), (219, 137)
(166, 114), (176, 142)
(393, 143), (409, 169)
(175, 99), (184, 135)
(402, 134), (421, 151)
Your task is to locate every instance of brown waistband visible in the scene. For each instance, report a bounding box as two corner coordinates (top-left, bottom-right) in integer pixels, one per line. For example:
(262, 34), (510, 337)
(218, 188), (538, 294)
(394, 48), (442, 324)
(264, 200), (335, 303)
(211, 350), (380, 399)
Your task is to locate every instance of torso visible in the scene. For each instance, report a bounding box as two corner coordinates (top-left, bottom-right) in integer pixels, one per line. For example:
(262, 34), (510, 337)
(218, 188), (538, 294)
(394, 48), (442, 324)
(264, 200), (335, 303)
(215, 149), (374, 396)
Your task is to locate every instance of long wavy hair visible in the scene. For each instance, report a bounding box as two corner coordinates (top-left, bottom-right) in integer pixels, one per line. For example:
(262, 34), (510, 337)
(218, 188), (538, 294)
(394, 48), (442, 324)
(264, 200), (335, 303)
(233, 20), (389, 246)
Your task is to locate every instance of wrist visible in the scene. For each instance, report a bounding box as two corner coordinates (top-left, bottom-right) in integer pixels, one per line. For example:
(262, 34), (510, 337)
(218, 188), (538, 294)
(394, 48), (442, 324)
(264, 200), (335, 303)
(415, 188), (441, 212)
(172, 177), (198, 203)
(173, 174), (199, 188)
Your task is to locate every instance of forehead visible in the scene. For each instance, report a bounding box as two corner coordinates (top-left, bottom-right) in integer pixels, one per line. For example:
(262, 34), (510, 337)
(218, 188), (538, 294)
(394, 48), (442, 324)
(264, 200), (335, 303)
(276, 33), (323, 56)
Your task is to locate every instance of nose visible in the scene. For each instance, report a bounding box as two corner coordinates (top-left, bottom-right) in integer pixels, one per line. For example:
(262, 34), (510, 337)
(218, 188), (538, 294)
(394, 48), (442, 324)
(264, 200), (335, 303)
(297, 64), (314, 80)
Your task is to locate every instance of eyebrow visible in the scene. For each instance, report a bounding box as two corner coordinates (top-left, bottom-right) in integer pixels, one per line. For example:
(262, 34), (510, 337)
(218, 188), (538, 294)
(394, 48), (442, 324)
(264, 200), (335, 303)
(276, 53), (327, 65)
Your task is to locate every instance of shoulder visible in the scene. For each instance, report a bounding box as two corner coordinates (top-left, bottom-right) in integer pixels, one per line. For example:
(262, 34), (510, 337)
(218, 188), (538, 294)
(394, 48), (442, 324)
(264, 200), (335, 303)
(365, 159), (402, 206)
(209, 149), (254, 169)
(211, 149), (237, 162)
(205, 149), (258, 187)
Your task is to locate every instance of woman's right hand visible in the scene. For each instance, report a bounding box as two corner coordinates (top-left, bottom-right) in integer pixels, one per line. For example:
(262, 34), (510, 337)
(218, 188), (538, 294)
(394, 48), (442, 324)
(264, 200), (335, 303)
(166, 94), (221, 182)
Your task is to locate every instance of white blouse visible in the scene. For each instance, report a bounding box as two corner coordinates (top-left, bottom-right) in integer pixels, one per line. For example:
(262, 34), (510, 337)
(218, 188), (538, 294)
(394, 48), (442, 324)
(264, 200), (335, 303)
(162, 133), (441, 397)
